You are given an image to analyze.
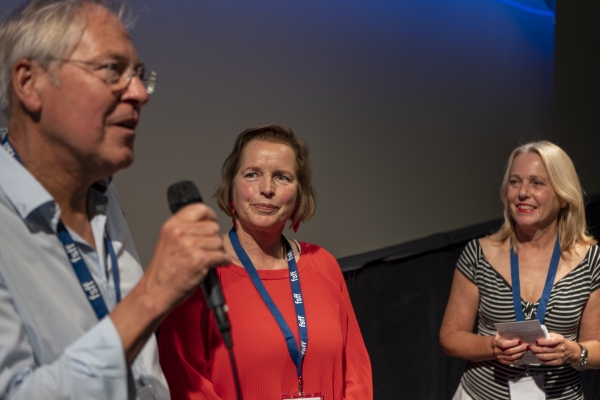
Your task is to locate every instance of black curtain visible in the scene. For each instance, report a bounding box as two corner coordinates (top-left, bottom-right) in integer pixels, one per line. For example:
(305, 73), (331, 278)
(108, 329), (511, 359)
(342, 195), (600, 399)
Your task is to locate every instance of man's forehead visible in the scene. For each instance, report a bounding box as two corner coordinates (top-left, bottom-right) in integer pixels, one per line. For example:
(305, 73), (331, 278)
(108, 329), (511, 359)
(73, 3), (137, 61)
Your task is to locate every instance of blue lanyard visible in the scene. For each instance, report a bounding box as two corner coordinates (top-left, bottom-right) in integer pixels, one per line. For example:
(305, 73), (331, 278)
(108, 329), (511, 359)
(510, 236), (560, 322)
(57, 221), (121, 318)
(2, 134), (121, 318)
(1, 134), (22, 164)
(229, 228), (308, 382)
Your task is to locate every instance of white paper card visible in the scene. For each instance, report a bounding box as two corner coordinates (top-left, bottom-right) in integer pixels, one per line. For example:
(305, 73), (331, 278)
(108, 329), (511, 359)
(495, 320), (549, 365)
(508, 374), (546, 400)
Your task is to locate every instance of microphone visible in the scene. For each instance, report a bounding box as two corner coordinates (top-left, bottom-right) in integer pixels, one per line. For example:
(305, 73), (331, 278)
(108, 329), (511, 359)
(167, 180), (232, 349)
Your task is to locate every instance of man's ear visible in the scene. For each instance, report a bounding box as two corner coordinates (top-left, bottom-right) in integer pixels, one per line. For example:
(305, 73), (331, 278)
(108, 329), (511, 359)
(12, 59), (44, 114)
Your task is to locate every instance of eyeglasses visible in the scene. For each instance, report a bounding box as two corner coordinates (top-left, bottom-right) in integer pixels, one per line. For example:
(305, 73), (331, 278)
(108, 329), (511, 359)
(52, 58), (157, 94)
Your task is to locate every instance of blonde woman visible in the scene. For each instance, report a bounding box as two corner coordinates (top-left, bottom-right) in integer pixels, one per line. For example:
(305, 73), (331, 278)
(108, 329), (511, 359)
(440, 141), (600, 399)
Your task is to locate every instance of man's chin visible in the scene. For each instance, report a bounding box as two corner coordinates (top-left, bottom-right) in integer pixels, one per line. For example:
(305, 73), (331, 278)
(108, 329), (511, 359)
(116, 152), (135, 171)
(97, 151), (135, 178)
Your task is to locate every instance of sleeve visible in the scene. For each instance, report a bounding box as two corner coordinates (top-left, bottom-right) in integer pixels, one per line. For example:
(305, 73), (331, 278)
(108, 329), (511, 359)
(455, 239), (480, 285)
(157, 288), (222, 400)
(0, 278), (129, 400)
(340, 270), (373, 400)
(589, 246), (600, 292)
(311, 245), (373, 400)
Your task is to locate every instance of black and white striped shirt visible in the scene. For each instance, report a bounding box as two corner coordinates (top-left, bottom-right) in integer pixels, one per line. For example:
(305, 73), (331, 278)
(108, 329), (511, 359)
(457, 240), (600, 400)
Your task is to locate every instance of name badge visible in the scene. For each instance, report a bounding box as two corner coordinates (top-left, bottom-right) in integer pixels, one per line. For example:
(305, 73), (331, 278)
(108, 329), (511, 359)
(282, 392), (323, 399)
(508, 373), (545, 400)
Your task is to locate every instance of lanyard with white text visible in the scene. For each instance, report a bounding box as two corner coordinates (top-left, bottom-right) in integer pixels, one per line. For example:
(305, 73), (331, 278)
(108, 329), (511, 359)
(2, 134), (121, 318)
(510, 236), (560, 322)
(229, 228), (308, 390)
(57, 221), (121, 318)
(1, 134), (22, 163)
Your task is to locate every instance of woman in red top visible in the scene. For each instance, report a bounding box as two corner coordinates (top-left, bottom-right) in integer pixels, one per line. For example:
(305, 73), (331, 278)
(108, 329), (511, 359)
(158, 124), (372, 400)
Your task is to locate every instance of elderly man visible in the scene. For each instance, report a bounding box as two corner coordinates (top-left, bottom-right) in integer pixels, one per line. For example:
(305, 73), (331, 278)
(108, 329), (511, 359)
(0, 0), (229, 398)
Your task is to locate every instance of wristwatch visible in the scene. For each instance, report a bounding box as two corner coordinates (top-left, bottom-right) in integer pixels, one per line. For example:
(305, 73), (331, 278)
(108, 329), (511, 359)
(576, 343), (588, 367)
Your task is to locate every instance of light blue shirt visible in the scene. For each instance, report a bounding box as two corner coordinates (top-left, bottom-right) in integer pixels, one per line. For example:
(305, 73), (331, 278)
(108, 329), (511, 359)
(0, 129), (169, 399)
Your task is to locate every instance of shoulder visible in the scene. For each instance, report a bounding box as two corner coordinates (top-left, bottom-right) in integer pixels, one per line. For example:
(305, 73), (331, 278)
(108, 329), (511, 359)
(584, 244), (600, 267)
(477, 235), (509, 263)
(459, 238), (483, 261)
(579, 245), (600, 291)
(298, 242), (344, 286)
(300, 241), (333, 257)
(571, 242), (592, 257)
(299, 242), (338, 266)
(456, 239), (487, 282)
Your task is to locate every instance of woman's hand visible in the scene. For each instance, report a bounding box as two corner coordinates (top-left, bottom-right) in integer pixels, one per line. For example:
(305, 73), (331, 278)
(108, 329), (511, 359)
(530, 333), (579, 366)
(491, 333), (529, 365)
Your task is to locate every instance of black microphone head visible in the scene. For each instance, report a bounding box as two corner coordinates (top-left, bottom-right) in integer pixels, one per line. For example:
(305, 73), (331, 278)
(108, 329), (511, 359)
(167, 180), (203, 214)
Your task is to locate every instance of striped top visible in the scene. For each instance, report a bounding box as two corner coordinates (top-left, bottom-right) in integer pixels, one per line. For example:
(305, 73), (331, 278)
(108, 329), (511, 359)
(457, 240), (600, 400)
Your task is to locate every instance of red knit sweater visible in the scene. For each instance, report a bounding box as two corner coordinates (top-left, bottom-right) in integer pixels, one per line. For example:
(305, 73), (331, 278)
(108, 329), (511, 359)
(158, 242), (372, 400)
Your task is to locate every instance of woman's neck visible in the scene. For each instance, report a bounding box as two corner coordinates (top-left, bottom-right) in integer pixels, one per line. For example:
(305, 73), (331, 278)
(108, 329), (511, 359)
(514, 223), (558, 252)
(228, 223), (289, 270)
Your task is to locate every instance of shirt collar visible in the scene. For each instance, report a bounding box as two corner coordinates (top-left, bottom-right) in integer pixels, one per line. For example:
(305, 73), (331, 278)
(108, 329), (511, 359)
(0, 129), (57, 223)
(0, 129), (111, 229)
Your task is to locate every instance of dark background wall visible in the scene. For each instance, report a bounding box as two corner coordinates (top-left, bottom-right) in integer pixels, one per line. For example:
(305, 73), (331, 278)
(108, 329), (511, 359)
(343, 0), (600, 397)
(118, 0), (559, 265)
(0, 0), (563, 265)
(127, 0), (559, 266)
(0, 0), (598, 398)
(552, 0), (600, 198)
(0, 1), (595, 267)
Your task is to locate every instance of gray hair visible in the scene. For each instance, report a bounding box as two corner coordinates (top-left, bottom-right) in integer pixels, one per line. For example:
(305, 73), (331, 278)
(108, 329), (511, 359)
(0, 0), (131, 114)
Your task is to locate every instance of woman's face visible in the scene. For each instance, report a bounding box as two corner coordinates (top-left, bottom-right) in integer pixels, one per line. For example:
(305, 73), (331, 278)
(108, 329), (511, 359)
(506, 152), (566, 234)
(232, 140), (299, 234)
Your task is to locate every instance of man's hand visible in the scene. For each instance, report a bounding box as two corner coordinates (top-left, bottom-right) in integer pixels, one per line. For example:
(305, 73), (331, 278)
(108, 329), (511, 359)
(143, 203), (230, 309)
(111, 203), (230, 364)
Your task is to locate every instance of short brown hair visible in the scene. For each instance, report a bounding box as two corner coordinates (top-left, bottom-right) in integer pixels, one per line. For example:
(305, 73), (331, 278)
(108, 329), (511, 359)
(214, 124), (316, 229)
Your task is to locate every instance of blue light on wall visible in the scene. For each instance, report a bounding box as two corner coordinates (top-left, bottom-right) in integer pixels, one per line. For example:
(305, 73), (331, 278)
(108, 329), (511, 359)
(494, 0), (555, 17)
